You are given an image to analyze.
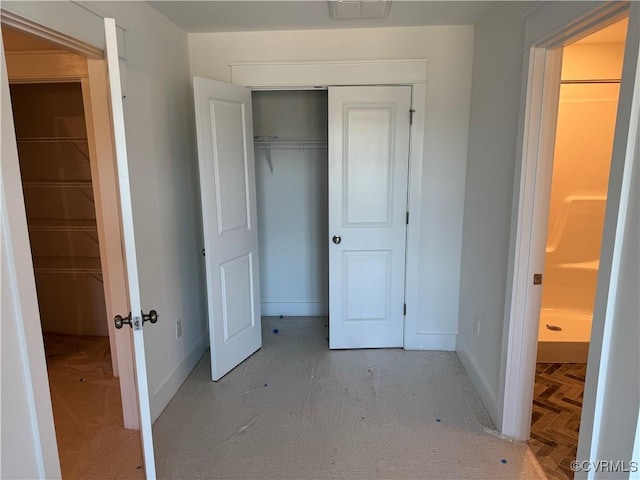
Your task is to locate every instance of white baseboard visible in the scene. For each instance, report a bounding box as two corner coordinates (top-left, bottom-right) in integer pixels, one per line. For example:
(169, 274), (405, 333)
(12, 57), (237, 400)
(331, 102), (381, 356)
(404, 333), (457, 351)
(261, 302), (328, 317)
(456, 335), (499, 424)
(151, 335), (208, 422)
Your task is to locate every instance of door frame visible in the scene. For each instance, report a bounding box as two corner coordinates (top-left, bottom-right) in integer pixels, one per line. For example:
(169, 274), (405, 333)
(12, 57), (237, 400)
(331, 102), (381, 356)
(227, 59), (430, 349)
(1, 12), (139, 428)
(499, 0), (636, 447)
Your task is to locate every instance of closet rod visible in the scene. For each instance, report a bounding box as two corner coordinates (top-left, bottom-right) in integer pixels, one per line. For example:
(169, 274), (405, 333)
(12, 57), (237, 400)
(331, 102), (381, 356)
(561, 79), (620, 84)
(254, 137), (328, 174)
(254, 138), (327, 149)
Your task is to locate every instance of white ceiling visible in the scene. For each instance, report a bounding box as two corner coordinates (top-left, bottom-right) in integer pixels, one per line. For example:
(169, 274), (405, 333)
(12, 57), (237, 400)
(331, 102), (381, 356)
(148, 1), (499, 33)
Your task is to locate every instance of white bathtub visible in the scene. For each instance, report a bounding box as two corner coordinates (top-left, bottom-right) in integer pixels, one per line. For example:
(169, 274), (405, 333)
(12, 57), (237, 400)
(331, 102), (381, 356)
(537, 308), (592, 363)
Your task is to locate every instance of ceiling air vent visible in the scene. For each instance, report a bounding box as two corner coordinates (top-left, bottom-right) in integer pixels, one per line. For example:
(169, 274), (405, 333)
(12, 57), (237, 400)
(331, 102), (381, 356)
(328, 1), (392, 20)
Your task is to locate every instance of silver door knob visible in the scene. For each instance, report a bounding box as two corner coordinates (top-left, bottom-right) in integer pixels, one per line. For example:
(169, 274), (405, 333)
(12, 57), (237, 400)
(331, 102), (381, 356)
(332, 235), (341, 245)
(114, 313), (131, 329)
(114, 310), (158, 329)
(142, 309), (158, 325)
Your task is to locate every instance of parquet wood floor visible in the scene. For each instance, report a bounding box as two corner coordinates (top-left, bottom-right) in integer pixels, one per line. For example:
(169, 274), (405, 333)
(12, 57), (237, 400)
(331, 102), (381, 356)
(530, 363), (586, 480)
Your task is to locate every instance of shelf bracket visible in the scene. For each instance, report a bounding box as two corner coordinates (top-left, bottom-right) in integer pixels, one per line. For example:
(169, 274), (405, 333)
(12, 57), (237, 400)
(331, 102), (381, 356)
(89, 272), (103, 284)
(83, 231), (100, 245)
(70, 140), (90, 161)
(265, 148), (274, 174)
(254, 137), (328, 175)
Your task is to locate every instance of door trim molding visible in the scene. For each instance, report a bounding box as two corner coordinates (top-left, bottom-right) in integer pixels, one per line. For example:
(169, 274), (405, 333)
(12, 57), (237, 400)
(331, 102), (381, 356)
(5, 50), (88, 82)
(499, 45), (563, 440)
(229, 59), (429, 88)
(499, 1), (636, 448)
(1, 9), (103, 59)
(403, 83), (429, 350)
(231, 61), (427, 349)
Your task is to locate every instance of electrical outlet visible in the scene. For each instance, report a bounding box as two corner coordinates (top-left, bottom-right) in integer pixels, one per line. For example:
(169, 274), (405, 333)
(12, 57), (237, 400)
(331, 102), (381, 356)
(176, 318), (183, 339)
(475, 318), (481, 340)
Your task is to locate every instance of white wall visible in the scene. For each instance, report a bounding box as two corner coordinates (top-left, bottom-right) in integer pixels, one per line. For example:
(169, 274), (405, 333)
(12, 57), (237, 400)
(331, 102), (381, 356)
(579, 3), (640, 475)
(594, 141), (638, 477)
(456, 2), (529, 422)
(190, 25), (474, 345)
(1, 42), (61, 479)
(1, 1), (207, 422)
(459, 0), (640, 462)
(1, 203), (55, 480)
(252, 91), (329, 316)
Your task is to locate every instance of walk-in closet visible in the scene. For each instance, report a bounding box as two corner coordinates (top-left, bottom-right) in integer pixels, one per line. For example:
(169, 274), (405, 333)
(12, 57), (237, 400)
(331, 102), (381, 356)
(4, 26), (142, 478)
(13, 83), (106, 336)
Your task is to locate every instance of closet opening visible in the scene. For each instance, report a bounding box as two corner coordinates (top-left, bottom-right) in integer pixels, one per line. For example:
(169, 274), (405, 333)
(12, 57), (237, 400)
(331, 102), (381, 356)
(3, 25), (143, 478)
(252, 90), (329, 335)
(197, 80), (413, 378)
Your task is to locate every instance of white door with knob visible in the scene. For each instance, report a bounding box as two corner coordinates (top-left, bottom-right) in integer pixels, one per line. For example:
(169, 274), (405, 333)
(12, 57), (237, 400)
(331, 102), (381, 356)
(328, 86), (412, 349)
(104, 18), (157, 477)
(193, 77), (262, 382)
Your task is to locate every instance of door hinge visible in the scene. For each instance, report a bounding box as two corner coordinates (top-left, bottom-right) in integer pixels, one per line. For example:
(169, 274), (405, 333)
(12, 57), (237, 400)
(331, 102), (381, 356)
(403, 303), (407, 316)
(409, 109), (415, 125)
(406, 211), (409, 225)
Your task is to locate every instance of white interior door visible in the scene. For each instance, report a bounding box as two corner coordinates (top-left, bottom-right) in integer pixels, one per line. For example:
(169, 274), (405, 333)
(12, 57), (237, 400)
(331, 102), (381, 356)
(104, 18), (156, 478)
(193, 77), (262, 381)
(328, 86), (412, 349)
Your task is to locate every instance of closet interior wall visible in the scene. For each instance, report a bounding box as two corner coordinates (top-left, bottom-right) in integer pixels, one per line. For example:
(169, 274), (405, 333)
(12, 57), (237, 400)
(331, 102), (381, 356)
(11, 82), (108, 336)
(252, 90), (329, 317)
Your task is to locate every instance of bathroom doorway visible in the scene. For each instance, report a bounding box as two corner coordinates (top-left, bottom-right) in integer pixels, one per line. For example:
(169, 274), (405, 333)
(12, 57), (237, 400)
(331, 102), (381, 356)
(529, 18), (628, 480)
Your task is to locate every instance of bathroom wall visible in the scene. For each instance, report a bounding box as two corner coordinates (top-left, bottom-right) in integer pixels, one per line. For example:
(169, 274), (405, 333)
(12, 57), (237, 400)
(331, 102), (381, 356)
(252, 90), (329, 316)
(541, 28), (627, 319)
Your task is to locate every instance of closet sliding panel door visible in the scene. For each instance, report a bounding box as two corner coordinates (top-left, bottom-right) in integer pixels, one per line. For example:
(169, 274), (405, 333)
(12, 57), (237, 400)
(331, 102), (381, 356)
(193, 77), (262, 381)
(328, 86), (411, 349)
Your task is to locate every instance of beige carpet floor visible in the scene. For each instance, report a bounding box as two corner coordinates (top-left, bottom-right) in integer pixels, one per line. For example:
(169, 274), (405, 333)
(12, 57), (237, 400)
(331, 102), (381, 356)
(45, 333), (144, 480)
(153, 316), (545, 479)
